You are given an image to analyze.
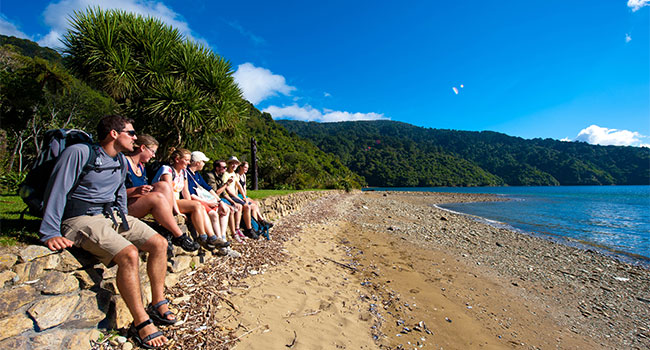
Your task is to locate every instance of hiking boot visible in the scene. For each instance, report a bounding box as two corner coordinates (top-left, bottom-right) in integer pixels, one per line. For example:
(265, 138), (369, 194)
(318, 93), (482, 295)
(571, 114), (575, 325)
(171, 234), (199, 252)
(260, 220), (274, 229)
(209, 236), (230, 248)
(217, 247), (241, 258)
(197, 235), (216, 251)
(242, 228), (259, 240)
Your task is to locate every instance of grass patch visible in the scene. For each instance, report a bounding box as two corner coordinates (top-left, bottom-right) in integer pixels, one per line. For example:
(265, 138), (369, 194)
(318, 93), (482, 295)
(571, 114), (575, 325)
(0, 194), (41, 246)
(247, 189), (327, 200)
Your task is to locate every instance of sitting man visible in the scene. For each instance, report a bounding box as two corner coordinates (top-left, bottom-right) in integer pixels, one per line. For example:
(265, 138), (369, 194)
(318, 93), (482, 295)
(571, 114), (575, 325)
(40, 115), (172, 349)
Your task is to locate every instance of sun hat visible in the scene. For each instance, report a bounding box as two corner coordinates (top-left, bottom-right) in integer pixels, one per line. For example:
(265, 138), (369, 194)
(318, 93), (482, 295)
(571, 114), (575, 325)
(227, 156), (241, 165)
(191, 151), (210, 163)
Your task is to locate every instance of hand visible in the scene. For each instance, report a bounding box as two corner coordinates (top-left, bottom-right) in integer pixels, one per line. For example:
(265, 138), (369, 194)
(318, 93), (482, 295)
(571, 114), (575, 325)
(46, 236), (74, 251)
(227, 177), (233, 184)
(136, 185), (154, 195)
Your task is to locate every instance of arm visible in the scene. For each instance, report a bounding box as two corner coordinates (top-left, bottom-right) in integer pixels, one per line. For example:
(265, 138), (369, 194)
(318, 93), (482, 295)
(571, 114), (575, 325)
(39, 145), (87, 249)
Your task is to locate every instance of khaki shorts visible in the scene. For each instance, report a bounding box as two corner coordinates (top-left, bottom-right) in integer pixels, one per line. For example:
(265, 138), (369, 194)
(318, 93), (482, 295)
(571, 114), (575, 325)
(61, 213), (157, 266)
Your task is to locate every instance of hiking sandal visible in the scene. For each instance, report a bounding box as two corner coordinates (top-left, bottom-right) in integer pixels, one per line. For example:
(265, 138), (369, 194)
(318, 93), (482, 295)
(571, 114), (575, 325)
(147, 299), (177, 325)
(128, 319), (166, 349)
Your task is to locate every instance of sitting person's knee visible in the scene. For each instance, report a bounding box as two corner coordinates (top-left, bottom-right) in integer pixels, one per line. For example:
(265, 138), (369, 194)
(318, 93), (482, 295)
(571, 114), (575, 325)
(114, 245), (140, 265)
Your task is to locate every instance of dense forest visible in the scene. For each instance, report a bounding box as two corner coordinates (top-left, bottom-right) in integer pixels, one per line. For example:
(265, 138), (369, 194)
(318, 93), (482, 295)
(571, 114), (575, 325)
(0, 24), (361, 191)
(279, 120), (650, 187)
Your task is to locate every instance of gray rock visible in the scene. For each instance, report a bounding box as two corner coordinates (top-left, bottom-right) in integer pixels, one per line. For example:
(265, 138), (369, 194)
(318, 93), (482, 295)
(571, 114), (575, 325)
(170, 255), (193, 273)
(37, 271), (80, 295)
(64, 290), (109, 328)
(13, 259), (48, 282)
(64, 328), (99, 350)
(28, 294), (80, 330)
(0, 254), (17, 271)
(0, 334), (29, 349)
(55, 250), (83, 272)
(0, 270), (16, 287)
(0, 285), (38, 318)
(0, 313), (34, 341)
(74, 268), (102, 289)
(101, 278), (119, 295)
(19, 245), (54, 262)
(41, 253), (61, 269)
(31, 328), (68, 350)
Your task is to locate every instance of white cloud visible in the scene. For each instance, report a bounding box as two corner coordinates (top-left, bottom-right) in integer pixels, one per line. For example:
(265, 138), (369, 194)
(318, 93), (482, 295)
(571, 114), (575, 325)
(233, 63), (296, 104)
(628, 0), (650, 11)
(324, 92), (331, 97)
(574, 125), (648, 146)
(38, 0), (201, 49)
(0, 14), (30, 39)
(625, 33), (632, 43)
(262, 104), (388, 123)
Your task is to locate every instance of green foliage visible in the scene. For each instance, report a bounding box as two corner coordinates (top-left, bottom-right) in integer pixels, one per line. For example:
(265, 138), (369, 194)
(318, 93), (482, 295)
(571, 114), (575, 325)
(0, 195), (41, 246)
(0, 34), (62, 62)
(205, 103), (365, 190)
(279, 120), (650, 187)
(0, 171), (27, 194)
(62, 7), (247, 150)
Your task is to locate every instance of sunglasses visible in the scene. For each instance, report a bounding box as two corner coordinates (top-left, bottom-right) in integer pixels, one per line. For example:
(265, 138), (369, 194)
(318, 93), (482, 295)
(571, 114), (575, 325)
(122, 129), (137, 137)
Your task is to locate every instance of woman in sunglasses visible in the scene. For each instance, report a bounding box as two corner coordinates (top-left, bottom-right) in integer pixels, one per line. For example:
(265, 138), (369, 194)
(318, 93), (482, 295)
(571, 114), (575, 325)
(124, 135), (199, 252)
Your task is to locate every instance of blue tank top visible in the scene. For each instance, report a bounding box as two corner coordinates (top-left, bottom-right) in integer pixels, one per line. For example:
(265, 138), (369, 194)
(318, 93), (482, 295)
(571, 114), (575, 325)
(126, 162), (148, 188)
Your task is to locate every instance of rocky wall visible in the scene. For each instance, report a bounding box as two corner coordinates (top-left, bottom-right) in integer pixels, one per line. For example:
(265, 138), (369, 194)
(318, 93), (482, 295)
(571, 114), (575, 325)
(0, 190), (339, 350)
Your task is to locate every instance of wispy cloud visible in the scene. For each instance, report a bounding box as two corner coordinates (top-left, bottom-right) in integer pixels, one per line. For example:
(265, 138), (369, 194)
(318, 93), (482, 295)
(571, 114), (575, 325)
(573, 125), (648, 147)
(263, 104), (388, 123)
(0, 14), (30, 39)
(628, 0), (650, 12)
(233, 63), (296, 104)
(38, 0), (204, 49)
(625, 33), (632, 43)
(226, 20), (265, 45)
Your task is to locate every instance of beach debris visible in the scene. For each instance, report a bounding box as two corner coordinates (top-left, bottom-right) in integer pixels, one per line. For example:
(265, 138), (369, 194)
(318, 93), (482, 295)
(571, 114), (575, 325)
(614, 276), (629, 281)
(445, 317), (452, 323)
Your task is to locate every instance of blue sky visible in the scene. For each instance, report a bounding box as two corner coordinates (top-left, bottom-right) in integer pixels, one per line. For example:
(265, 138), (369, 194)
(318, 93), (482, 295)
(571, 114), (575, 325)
(1, 0), (649, 146)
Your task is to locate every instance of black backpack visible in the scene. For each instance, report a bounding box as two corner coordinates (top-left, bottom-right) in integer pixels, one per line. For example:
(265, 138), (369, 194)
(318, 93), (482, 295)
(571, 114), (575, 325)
(19, 129), (100, 217)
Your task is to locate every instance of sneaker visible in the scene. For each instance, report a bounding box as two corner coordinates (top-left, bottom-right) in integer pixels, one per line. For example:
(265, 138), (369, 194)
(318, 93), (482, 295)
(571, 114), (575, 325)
(217, 247), (241, 258)
(197, 235), (216, 251)
(243, 228), (259, 240)
(260, 220), (274, 229)
(208, 236), (230, 248)
(171, 234), (199, 252)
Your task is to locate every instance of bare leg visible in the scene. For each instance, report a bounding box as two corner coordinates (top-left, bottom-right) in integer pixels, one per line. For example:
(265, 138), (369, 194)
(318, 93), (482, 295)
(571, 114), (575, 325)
(178, 199), (214, 236)
(208, 210), (221, 237)
(128, 190), (184, 238)
(139, 234), (172, 321)
(113, 245), (167, 347)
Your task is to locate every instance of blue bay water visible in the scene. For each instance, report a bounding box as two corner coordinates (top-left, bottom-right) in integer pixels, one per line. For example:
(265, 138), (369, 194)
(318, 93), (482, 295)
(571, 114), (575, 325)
(365, 186), (650, 264)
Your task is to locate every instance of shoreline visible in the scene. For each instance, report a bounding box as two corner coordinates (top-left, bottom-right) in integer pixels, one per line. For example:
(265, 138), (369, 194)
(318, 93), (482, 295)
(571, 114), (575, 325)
(432, 202), (650, 269)
(164, 190), (649, 349)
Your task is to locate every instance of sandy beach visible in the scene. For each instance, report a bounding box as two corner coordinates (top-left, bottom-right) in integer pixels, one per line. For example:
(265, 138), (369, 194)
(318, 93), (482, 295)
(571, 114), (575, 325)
(164, 191), (650, 349)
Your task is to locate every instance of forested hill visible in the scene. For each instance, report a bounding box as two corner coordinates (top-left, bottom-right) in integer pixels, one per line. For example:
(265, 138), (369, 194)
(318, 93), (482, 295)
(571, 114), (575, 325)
(278, 120), (650, 187)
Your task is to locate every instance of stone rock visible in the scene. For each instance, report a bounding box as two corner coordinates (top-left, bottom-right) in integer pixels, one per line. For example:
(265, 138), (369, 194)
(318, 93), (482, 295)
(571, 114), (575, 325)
(0, 334), (29, 349)
(100, 264), (119, 279)
(64, 328), (99, 350)
(67, 248), (99, 268)
(28, 294), (80, 330)
(141, 282), (152, 307)
(111, 295), (132, 329)
(0, 270), (16, 286)
(122, 341), (134, 350)
(74, 268), (102, 289)
(0, 254), (17, 271)
(19, 245), (54, 262)
(13, 259), (48, 282)
(41, 253), (61, 269)
(101, 278), (119, 295)
(164, 272), (181, 288)
(0, 285), (37, 318)
(31, 328), (68, 350)
(0, 313), (34, 341)
(37, 271), (80, 294)
(191, 255), (203, 268)
(55, 249), (83, 272)
(170, 255), (192, 273)
(64, 290), (109, 328)
(173, 245), (199, 257)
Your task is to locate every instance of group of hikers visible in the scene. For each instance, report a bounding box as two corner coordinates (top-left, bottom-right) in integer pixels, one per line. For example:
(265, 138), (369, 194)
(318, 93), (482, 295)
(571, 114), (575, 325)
(39, 115), (272, 348)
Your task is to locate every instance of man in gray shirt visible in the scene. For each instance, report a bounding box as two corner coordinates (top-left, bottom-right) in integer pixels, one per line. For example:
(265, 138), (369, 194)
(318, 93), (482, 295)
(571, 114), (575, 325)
(40, 115), (171, 348)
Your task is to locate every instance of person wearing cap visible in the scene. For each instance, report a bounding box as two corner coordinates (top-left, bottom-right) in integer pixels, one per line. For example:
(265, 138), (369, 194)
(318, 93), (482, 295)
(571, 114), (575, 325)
(186, 151), (240, 257)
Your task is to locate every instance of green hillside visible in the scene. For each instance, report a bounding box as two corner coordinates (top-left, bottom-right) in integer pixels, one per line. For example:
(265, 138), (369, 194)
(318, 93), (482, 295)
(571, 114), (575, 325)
(278, 120), (650, 187)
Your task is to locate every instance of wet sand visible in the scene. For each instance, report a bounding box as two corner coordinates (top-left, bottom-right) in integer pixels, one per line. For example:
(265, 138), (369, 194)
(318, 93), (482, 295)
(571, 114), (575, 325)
(167, 191), (650, 349)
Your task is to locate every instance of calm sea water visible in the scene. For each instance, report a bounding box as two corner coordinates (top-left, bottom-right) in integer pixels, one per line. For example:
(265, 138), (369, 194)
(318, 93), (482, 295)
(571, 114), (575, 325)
(365, 186), (650, 264)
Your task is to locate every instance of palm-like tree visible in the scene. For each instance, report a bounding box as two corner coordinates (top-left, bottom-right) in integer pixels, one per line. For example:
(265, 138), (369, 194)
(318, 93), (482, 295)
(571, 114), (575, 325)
(62, 7), (246, 150)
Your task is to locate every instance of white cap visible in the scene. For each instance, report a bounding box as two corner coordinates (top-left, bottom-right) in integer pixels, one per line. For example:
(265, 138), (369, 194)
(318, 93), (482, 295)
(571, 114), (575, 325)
(191, 151), (210, 162)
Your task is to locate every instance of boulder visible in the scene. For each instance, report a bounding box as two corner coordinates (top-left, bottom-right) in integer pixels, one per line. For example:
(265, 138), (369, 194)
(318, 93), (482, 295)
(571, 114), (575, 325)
(13, 259), (48, 282)
(55, 250), (83, 272)
(170, 255), (193, 273)
(19, 245), (54, 262)
(110, 295), (132, 329)
(0, 285), (38, 318)
(0, 270), (16, 286)
(0, 313), (34, 341)
(31, 328), (68, 350)
(27, 294), (80, 330)
(65, 328), (100, 350)
(36, 271), (80, 294)
(41, 253), (61, 269)
(0, 334), (29, 349)
(74, 268), (102, 289)
(64, 290), (109, 329)
(0, 254), (17, 271)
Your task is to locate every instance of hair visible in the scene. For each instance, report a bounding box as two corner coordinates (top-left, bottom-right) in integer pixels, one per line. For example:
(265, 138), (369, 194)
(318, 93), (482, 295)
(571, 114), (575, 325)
(126, 134), (159, 156)
(237, 161), (249, 173)
(96, 114), (134, 141)
(167, 147), (191, 165)
(213, 160), (226, 170)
